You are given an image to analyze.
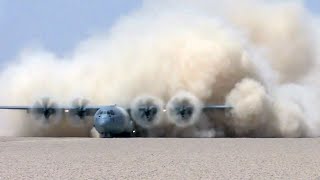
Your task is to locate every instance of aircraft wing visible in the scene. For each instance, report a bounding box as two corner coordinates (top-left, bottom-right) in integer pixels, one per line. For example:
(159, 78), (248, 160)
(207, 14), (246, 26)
(0, 106), (30, 110)
(202, 105), (232, 111)
(0, 105), (232, 110)
(0, 106), (101, 110)
(0, 105), (102, 116)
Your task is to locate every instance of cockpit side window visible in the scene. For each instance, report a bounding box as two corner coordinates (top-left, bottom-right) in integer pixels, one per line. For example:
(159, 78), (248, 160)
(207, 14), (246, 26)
(107, 110), (115, 116)
(97, 110), (104, 115)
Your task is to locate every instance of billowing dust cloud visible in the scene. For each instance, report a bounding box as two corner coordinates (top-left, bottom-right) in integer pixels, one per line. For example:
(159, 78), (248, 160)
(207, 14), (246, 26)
(0, 0), (320, 137)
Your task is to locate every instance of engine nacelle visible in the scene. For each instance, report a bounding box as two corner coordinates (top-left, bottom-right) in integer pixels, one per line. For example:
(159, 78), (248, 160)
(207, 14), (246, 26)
(67, 98), (91, 127)
(130, 95), (164, 128)
(30, 97), (63, 126)
(166, 92), (203, 127)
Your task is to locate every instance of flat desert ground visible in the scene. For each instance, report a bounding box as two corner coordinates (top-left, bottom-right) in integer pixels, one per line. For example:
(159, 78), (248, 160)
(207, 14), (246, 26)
(0, 137), (320, 179)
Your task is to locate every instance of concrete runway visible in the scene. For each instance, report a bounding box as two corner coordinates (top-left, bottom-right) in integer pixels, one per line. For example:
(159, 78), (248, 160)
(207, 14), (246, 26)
(0, 138), (320, 179)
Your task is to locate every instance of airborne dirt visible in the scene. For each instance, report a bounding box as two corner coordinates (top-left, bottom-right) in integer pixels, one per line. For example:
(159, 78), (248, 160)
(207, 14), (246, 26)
(0, 1), (320, 137)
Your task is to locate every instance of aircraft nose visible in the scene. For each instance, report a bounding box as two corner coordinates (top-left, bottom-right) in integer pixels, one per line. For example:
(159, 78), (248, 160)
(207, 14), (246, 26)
(94, 116), (109, 134)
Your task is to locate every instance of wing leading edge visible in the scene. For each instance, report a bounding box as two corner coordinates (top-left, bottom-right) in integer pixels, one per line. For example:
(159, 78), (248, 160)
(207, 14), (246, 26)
(0, 106), (30, 110)
(0, 105), (102, 114)
(0, 104), (232, 115)
(0, 106), (102, 109)
(202, 105), (232, 111)
(0, 105), (232, 110)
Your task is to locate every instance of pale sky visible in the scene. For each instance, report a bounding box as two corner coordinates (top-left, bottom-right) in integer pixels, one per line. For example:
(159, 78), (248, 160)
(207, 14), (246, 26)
(0, 0), (319, 65)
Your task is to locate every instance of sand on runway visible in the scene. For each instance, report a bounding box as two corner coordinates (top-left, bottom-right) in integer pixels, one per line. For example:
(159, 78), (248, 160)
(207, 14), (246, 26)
(0, 137), (320, 179)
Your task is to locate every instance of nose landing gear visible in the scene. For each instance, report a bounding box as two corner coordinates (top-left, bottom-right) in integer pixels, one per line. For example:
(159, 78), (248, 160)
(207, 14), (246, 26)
(100, 132), (112, 138)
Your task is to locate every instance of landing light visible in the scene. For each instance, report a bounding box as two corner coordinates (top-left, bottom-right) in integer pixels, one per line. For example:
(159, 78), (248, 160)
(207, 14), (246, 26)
(64, 109), (69, 113)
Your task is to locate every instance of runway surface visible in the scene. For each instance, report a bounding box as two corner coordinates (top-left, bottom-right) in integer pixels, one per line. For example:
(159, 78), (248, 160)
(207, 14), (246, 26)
(0, 137), (320, 180)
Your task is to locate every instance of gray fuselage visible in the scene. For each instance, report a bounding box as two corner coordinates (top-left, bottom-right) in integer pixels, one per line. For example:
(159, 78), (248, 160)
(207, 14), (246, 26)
(93, 106), (133, 137)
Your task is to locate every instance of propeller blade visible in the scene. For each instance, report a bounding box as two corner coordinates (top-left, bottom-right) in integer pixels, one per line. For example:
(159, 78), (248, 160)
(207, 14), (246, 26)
(29, 97), (62, 125)
(68, 98), (90, 126)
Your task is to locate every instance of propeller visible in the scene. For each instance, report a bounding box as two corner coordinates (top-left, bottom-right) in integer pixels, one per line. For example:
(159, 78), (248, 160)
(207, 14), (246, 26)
(130, 95), (164, 128)
(166, 92), (203, 127)
(30, 97), (62, 125)
(68, 98), (90, 125)
(138, 105), (158, 122)
(174, 103), (194, 120)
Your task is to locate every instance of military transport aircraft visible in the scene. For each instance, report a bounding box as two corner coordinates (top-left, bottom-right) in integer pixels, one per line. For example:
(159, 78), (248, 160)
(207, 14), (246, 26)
(0, 95), (232, 137)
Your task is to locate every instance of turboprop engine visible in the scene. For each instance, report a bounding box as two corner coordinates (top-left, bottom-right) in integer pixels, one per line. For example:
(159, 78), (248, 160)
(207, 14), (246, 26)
(166, 92), (203, 127)
(29, 97), (63, 126)
(67, 98), (92, 126)
(130, 95), (164, 128)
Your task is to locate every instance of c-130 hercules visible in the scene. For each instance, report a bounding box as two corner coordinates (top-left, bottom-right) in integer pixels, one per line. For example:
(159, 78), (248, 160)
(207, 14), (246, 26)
(0, 92), (231, 137)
